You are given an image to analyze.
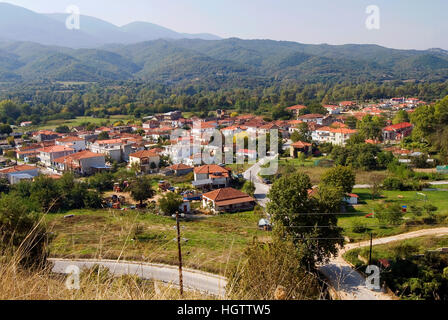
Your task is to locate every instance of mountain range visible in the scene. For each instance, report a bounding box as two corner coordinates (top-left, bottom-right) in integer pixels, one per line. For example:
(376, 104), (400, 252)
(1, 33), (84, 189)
(0, 2), (448, 85)
(0, 2), (221, 48)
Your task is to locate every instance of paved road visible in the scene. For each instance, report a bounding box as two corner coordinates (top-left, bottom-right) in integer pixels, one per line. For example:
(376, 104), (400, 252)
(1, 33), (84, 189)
(320, 227), (448, 300)
(242, 155), (276, 208)
(49, 258), (227, 297)
(241, 160), (448, 300)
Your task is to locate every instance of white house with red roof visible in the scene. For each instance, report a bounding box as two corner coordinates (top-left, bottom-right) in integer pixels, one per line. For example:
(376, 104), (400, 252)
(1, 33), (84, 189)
(53, 150), (106, 175)
(38, 145), (74, 167)
(193, 164), (231, 189)
(382, 122), (414, 142)
(128, 149), (160, 173)
(312, 126), (358, 146)
(0, 164), (39, 184)
(56, 136), (86, 152)
(202, 187), (255, 213)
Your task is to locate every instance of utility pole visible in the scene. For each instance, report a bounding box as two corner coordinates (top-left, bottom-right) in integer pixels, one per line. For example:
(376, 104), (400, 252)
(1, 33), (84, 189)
(176, 210), (184, 296)
(368, 233), (373, 266)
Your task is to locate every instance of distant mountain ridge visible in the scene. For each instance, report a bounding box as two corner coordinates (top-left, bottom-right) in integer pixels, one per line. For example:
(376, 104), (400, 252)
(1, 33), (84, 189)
(1, 38), (448, 84)
(0, 3), (447, 85)
(0, 3), (221, 48)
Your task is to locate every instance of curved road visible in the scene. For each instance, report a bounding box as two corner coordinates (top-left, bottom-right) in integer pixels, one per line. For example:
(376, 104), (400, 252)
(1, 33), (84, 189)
(49, 158), (447, 300)
(49, 258), (227, 297)
(242, 159), (448, 300)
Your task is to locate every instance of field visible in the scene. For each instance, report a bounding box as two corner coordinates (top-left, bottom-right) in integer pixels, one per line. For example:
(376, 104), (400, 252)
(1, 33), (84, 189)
(338, 188), (448, 240)
(46, 208), (267, 275)
(27, 115), (132, 131)
(265, 156), (388, 185)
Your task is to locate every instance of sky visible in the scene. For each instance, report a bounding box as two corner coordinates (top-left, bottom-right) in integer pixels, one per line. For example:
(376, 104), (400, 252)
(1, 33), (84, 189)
(1, 0), (447, 50)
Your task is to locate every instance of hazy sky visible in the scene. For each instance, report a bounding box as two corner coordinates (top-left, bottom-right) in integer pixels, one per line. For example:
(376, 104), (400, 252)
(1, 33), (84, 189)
(1, 0), (447, 50)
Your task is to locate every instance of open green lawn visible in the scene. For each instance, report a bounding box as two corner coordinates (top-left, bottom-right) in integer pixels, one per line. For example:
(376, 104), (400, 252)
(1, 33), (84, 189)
(338, 188), (448, 240)
(46, 208), (267, 275)
(28, 115), (132, 131)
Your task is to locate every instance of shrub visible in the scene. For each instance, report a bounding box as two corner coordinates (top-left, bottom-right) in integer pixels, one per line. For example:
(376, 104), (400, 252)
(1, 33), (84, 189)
(383, 177), (404, 190)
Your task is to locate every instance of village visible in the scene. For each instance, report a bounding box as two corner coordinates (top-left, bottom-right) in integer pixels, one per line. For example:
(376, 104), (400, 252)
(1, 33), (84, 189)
(0, 96), (438, 218)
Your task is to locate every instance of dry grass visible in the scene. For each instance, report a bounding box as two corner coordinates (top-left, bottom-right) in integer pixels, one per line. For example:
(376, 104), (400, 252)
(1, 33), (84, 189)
(0, 260), (211, 300)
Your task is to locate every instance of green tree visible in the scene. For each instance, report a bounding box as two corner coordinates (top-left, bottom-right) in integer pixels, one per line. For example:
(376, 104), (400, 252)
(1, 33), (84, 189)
(375, 203), (404, 226)
(0, 123), (12, 135)
(158, 192), (183, 216)
(290, 122), (311, 143)
(242, 180), (256, 197)
(89, 172), (115, 192)
(129, 177), (155, 207)
(392, 110), (410, 124)
(267, 172), (343, 269)
(0, 193), (49, 267)
(97, 131), (110, 140)
(55, 125), (70, 133)
(321, 166), (356, 194)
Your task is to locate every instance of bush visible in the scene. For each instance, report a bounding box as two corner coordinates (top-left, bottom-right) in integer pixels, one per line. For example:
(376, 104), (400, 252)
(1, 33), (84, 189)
(227, 239), (321, 300)
(351, 220), (368, 233)
(383, 176), (404, 190)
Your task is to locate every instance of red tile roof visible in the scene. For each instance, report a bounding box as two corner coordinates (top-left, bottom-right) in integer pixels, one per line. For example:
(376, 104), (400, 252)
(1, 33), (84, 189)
(291, 141), (312, 148)
(194, 164), (230, 174)
(202, 187), (255, 205)
(38, 145), (74, 153)
(0, 164), (38, 174)
(383, 122), (413, 132)
(167, 164), (193, 171)
(54, 150), (104, 163)
(286, 105), (307, 111)
(129, 150), (160, 159)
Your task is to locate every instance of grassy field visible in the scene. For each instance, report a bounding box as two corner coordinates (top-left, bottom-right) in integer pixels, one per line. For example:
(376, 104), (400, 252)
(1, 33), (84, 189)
(266, 156), (388, 185)
(46, 208), (267, 275)
(344, 236), (448, 268)
(27, 115), (132, 131)
(338, 188), (448, 240)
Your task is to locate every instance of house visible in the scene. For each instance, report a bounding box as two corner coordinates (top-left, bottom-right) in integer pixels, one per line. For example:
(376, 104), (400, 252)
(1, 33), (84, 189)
(0, 164), (39, 184)
(128, 149), (161, 173)
(324, 105), (342, 115)
(142, 119), (160, 129)
(33, 130), (61, 142)
(312, 127), (357, 146)
(179, 201), (191, 214)
(382, 122), (413, 142)
(164, 163), (194, 176)
(202, 187), (255, 213)
(285, 105), (307, 117)
(20, 121), (32, 127)
(236, 149), (257, 161)
(191, 121), (217, 142)
(38, 145), (74, 167)
(56, 136), (86, 152)
(339, 101), (356, 109)
(53, 150), (107, 175)
(89, 139), (134, 162)
(344, 193), (359, 205)
(290, 141), (312, 158)
(193, 164), (231, 189)
(298, 114), (328, 125)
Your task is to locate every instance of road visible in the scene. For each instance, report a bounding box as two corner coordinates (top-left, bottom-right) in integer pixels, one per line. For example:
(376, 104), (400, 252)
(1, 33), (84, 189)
(242, 159), (448, 300)
(243, 154), (277, 208)
(320, 227), (448, 300)
(49, 258), (227, 297)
